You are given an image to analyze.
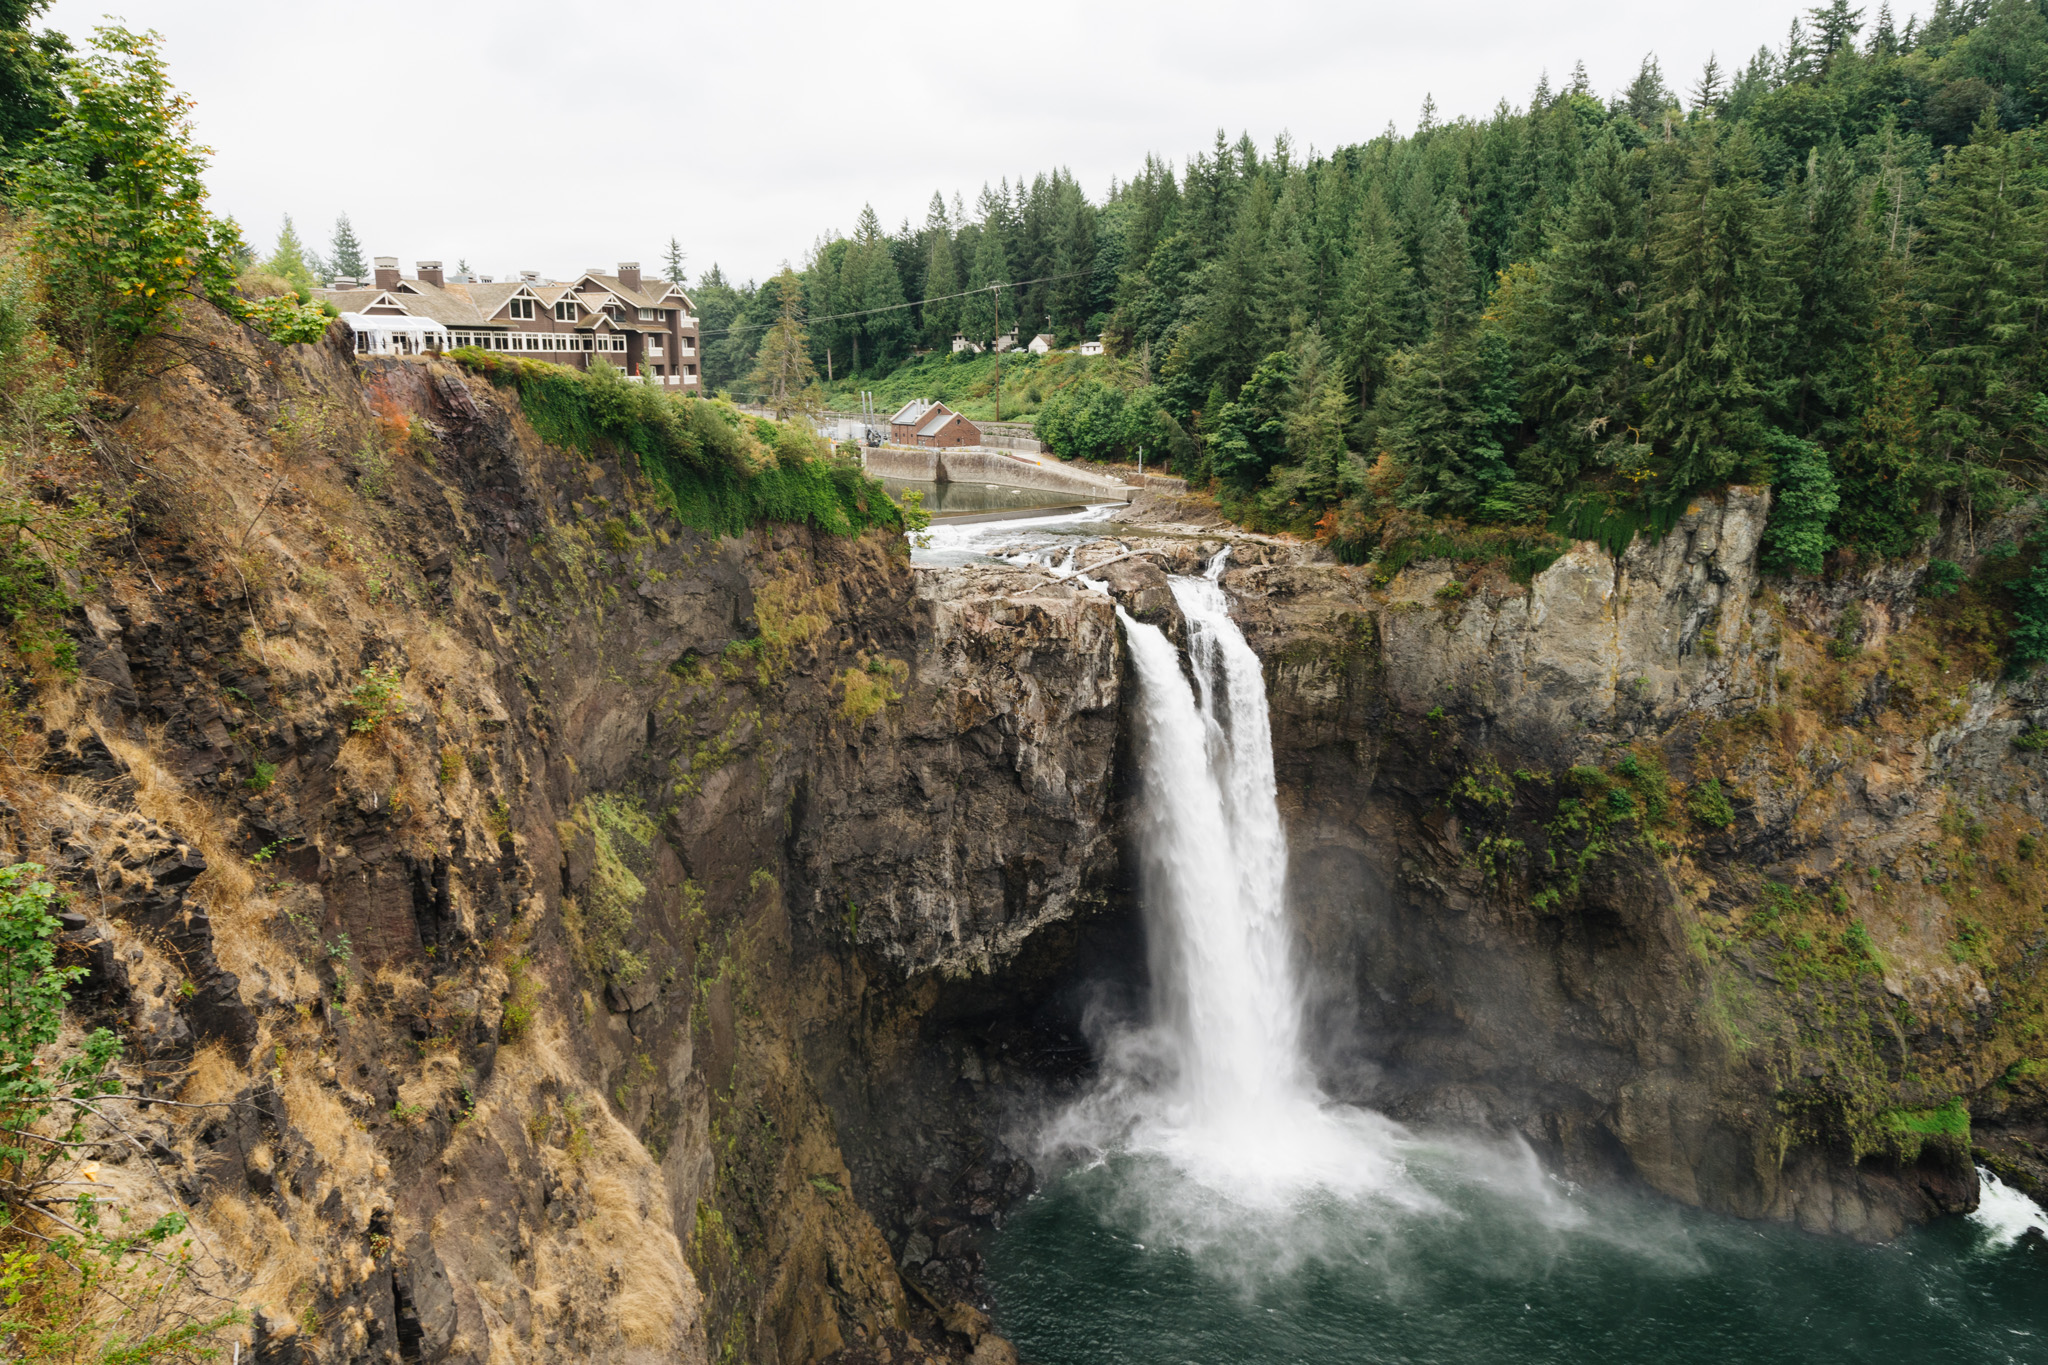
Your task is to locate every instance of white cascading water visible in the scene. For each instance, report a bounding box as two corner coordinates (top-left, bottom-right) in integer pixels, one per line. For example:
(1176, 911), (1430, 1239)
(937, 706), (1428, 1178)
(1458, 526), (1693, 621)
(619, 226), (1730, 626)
(1052, 549), (1432, 1214)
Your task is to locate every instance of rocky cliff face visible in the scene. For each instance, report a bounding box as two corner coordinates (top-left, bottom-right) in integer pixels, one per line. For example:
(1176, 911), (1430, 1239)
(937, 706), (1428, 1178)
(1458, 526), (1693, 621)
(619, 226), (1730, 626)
(17, 313), (1119, 1364)
(20, 311), (2047, 1365)
(1208, 490), (2048, 1239)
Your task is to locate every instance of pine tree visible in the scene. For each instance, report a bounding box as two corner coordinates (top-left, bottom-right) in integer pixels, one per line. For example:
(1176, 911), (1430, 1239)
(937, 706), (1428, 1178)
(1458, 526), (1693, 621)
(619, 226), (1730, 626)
(1869, 1), (1898, 55)
(855, 206), (908, 367)
(1624, 54), (1673, 124)
(662, 236), (687, 285)
(1691, 54), (1726, 115)
(963, 212), (1008, 343)
(1914, 111), (2048, 473)
(1642, 126), (1787, 496)
(1389, 201), (1520, 515)
(263, 215), (317, 294)
(1833, 283), (1939, 556)
(922, 231), (961, 349)
(1786, 140), (1877, 449)
(1521, 129), (1651, 489)
(328, 212), (365, 281)
(746, 269), (822, 419)
(1336, 184), (1415, 411)
(1808, 0), (1865, 56)
(1289, 329), (1356, 506)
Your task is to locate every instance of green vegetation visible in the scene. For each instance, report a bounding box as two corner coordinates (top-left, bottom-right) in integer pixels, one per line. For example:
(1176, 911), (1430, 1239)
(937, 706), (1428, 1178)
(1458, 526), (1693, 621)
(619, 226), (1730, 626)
(820, 347), (1120, 425)
(697, 5), (2048, 608)
(15, 26), (243, 385)
(453, 351), (901, 540)
(836, 655), (907, 724)
(1879, 1097), (1971, 1159)
(0, 865), (241, 1360)
(346, 663), (407, 735)
(560, 794), (656, 987)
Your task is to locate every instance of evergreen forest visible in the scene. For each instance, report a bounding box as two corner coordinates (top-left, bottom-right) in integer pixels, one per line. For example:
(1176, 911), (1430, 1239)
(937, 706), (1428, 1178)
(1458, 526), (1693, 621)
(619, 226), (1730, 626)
(697, 0), (2048, 594)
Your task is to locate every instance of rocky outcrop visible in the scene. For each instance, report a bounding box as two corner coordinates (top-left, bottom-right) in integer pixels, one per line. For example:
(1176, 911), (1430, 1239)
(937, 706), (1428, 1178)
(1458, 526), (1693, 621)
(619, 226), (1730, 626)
(1224, 489), (2048, 1239)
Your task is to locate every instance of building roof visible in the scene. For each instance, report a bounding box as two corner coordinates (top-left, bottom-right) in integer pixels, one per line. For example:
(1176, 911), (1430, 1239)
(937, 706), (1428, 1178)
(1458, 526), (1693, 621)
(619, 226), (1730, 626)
(890, 399), (936, 427)
(319, 289), (410, 316)
(918, 410), (972, 438)
(570, 272), (659, 311)
(339, 311), (447, 335)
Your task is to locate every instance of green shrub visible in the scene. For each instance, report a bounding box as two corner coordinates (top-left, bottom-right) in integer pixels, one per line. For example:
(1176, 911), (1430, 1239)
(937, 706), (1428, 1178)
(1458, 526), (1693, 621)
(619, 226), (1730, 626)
(1920, 559), (1965, 598)
(347, 663), (407, 734)
(14, 27), (244, 383)
(242, 292), (334, 345)
(1758, 432), (1838, 576)
(452, 351), (901, 540)
(1687, 777), (1736, 829)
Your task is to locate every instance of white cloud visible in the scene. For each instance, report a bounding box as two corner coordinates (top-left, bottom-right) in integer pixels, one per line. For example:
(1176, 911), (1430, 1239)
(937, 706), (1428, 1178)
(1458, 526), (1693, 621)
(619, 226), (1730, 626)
(42, 0), (1895, 285)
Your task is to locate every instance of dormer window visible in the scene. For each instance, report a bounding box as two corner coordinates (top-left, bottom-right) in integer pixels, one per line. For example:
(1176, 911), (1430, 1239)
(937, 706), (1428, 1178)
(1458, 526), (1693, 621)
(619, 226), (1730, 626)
(637, 307), (655, 321)
(509, 297), (535, 320)
(554, 300), (577, 322)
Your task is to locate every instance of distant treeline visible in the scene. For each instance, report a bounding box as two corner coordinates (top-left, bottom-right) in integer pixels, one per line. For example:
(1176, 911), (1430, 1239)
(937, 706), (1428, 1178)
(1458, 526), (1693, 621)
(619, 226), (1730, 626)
(699, 0), (2048, 576)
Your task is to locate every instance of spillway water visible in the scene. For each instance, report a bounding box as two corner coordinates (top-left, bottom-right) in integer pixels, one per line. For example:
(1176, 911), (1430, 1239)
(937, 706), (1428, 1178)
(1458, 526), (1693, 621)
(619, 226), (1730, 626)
(990, 551), (2048, 1363)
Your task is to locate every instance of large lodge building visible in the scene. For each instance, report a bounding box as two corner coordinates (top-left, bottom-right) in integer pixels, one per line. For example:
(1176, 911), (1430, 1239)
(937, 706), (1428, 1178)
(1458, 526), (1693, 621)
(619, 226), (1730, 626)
(318, 257), (701, 388)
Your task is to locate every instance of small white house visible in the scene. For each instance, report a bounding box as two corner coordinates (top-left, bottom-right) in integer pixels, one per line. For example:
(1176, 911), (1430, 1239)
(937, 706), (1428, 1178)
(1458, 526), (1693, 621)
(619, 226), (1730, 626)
(1079, 338), (1104, 356)
(993, 331), (1019, 353)
(1027, 333), (1056, 355)
(951, 332), (984, 354)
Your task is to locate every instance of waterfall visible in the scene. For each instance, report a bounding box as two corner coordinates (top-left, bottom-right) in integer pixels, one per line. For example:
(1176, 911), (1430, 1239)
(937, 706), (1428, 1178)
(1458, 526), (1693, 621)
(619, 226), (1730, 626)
(1052, 550), (1425, 1211)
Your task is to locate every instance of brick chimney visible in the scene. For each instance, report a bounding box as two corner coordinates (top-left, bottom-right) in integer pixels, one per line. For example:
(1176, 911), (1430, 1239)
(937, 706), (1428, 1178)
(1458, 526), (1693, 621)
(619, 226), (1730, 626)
(416, 260), (444, 287)
(617, 262), (641, 292)
(373, 256), (400, 290)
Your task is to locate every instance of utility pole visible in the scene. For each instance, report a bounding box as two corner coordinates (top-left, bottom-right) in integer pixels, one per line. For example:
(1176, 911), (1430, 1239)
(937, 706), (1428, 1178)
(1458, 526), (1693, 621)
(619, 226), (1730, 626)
(992, 282), (1003, 422)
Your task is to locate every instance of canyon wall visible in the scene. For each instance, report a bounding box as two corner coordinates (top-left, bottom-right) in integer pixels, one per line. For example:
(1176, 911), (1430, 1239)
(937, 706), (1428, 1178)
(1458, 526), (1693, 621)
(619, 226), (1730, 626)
(22, 312), (2048, 1365)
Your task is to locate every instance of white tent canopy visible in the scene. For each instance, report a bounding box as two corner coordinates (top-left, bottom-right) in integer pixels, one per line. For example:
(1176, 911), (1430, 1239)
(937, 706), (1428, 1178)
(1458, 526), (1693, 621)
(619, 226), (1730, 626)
(339, 311), (448, 356)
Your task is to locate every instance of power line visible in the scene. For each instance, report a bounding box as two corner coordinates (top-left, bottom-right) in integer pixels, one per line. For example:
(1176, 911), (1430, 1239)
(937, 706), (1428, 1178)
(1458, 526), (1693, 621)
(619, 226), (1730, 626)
(694, 270), (1090, 341)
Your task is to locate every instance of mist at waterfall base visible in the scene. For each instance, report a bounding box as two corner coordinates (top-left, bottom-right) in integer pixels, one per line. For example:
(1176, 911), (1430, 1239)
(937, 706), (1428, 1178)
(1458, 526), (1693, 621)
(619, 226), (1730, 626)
(984, 554), (2048, 1363)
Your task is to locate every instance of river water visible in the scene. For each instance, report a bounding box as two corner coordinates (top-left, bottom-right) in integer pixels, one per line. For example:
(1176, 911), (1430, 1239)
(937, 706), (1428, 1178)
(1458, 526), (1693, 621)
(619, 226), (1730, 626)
(980, 549), (2048, 1364)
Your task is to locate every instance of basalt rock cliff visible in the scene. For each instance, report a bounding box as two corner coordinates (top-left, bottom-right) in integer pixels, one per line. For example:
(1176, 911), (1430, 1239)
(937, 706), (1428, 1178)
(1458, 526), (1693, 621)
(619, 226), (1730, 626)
(15, 312), (2048, 1365)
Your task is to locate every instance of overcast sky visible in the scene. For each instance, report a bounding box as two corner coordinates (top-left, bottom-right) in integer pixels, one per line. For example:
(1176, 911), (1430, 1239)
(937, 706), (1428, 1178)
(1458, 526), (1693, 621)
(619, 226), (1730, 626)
(44, 0), (1916, 287)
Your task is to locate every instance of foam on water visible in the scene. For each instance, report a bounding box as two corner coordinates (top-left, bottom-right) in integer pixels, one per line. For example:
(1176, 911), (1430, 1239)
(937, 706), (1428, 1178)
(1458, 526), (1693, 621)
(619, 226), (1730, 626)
(1970, 1165), (2046, 1248)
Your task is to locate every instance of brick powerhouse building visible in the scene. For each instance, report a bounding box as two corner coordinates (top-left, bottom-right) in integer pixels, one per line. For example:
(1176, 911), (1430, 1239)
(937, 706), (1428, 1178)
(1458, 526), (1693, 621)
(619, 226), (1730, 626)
(886, 399), (981, 448)
(319, 259), (700, 387)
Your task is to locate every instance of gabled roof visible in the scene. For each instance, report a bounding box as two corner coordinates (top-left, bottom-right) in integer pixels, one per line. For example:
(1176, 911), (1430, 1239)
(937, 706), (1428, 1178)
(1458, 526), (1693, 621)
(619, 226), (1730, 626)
(917, 412), (960, 438)
(643, 280), (696, 311)
(569, 272), (659, 311)
(317, 288), (410, 316)
(889, 399), (935, 427)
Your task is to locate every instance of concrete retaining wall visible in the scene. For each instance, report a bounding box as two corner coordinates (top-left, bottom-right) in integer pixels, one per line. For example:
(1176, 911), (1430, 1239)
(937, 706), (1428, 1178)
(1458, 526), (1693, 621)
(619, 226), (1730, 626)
(862, 445), (1132, 502)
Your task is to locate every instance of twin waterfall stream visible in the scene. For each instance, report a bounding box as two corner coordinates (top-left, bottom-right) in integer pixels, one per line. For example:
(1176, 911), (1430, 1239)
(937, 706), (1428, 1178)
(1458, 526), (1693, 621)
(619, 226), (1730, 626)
(950, 523), (2045, 1365)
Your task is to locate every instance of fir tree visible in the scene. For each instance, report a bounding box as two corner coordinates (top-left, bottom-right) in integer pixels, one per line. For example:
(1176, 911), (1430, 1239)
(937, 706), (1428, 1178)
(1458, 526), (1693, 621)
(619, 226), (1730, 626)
(963, 211), (1008, 343)
(1521, 129), (1651, 489)
(263, 215), (317, 294)
(746, 269), (822, 419)
(1786, 140), (1878, 449)
(1624, 54), (1673, 124)
(1914, 110), (2048, 473)
(1759, 431), (1839, 573)
(1808, 0), (1865, 56)
(1336, 184), (1415, 411)
(662, 235), (687, 285)
(1833, 283), (1939, 556)
(1642, 126), (1787, 496)
(328, 211), (364, 281)
(921, 230), (960, 349)
(1691, 54), (1726, 116)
